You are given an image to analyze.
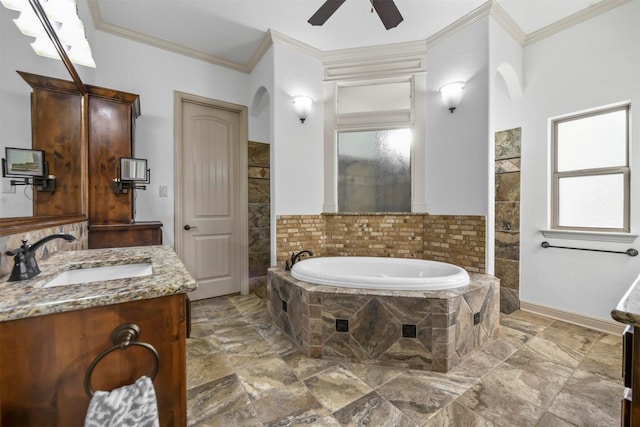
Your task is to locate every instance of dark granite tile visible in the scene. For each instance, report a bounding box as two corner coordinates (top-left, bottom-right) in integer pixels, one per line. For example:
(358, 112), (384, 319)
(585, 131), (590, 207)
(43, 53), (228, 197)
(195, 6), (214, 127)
(248, 178), (270, 203)
(495, 128), (521, 160)
(303, 365), (372, 412)
(535, 412), (577, 427)
(252, 381), (329, 426)
(494, 258), (519, 291)
(456, 379), (544, 427)
(248, 166), (270, 179)
(187, 374), (259, 427)
(502, 310), (553, 337)
(495, 231), (520, 260)
(424, 402), (495, 427)
(248, 202), (270, 228)
(378, 338), (433, 370)
(282, 352), (338, 380)
(495, 171), (520, 202)
(500, 288), (520, 314)
(376, 374), (461, 425)
(495, 202), (520, 232)
(547, 389), (619, 426)
(505, 343), (574, 385)
(322, 294), (372, 318)
(351, 298), (401, 358)
(379, 296), (433, 324)
(332, 391), (416, 427)
(248, 141), (270, 167)
(340, 362), (405, 388)
(249, 227), (271, 254)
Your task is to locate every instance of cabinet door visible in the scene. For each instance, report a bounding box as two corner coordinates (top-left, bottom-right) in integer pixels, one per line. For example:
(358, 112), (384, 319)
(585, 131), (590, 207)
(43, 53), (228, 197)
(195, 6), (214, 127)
(88, 97), (134, 224)
(0, 295), (187, 426)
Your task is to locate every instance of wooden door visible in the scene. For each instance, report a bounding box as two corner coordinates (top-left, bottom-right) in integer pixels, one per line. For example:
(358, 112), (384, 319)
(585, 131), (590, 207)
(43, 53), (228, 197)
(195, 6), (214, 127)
(176, 95), (248, 300)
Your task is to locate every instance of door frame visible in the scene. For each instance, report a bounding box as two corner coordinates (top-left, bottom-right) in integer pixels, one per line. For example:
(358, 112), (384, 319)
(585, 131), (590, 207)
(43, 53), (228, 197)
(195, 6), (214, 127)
(173, 91), (249, 295)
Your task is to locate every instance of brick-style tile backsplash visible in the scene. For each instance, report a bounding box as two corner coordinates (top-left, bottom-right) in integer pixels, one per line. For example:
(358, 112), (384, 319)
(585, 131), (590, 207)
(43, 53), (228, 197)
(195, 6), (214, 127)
(276, 213), (485, 273)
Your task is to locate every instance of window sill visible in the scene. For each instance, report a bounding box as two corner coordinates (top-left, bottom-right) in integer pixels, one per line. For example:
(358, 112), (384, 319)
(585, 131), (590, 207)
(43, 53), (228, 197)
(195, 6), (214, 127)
(540, 229), (638, 243)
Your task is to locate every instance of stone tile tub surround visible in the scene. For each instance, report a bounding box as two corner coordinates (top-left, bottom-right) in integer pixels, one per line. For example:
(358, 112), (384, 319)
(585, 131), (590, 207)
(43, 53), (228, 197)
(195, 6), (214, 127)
(276, 213), (486, 274)
(0, 221), (88, 277)
(267, 268), (500, 373)
(0, 245), (197, 322)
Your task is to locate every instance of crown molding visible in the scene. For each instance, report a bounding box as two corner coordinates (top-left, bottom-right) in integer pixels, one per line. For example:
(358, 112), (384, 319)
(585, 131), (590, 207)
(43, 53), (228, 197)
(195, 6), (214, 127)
(268, 29), (323, 60)
(87, 0), (250, 73)
(426, 1), (493, 48)
(489, 0), (526, 46)
(524, 0), (631, 46)
(87, 0), (631, 74)
(323, 39), (428, 66)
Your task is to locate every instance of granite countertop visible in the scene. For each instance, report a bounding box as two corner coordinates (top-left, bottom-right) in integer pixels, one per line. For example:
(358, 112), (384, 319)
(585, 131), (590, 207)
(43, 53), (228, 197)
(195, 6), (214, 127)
(0, 245), (197, 323)
(612, 274), (640, 327)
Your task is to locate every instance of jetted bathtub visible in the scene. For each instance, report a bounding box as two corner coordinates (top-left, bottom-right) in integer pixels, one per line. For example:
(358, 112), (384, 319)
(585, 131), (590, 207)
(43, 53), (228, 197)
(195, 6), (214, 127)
(290, 256), (470, 290)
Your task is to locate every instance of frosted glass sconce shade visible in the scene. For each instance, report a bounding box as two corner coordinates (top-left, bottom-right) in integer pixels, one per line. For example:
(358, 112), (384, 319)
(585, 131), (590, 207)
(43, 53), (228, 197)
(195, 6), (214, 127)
(293, 95), (313, 123)
(440, 82), (465, 113)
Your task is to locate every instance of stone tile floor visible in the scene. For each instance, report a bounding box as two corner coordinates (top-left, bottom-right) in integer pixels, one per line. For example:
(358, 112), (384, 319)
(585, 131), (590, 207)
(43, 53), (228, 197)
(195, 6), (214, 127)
(187, 293), (623, 426)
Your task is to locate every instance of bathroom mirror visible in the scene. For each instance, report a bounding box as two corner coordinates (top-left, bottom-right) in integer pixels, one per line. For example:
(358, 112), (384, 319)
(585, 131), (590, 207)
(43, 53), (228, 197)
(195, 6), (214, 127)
(0, 5), (87, 234)
(120, 158), (148, 182)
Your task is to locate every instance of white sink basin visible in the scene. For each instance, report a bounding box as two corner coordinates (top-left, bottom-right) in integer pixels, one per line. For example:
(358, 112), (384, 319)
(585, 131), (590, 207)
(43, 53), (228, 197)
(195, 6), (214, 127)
(44, 263), (153, 288)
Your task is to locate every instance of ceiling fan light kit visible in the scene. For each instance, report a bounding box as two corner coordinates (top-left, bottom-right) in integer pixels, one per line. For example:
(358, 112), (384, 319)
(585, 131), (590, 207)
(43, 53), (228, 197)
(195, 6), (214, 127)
(308, 0), (403, 30)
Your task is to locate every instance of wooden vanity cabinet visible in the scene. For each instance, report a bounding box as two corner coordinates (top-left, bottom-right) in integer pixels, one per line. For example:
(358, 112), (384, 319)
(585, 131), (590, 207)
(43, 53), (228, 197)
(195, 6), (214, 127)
(87, 87), (139, 225)
(0, 294), (188, 426)
(19, 71), (84, 217)
(89, 221), (163, 249)
(621, 325), (640, 426)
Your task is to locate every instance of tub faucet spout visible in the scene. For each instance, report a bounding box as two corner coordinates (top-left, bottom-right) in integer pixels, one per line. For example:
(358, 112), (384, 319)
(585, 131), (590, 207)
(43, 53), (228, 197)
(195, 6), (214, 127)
(289, 250), (314, 270)
(5, 233), (76, 282)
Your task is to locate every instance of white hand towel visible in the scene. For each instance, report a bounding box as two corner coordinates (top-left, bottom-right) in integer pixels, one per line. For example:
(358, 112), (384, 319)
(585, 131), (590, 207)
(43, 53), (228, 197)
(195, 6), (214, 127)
(84, 375), (159, 427)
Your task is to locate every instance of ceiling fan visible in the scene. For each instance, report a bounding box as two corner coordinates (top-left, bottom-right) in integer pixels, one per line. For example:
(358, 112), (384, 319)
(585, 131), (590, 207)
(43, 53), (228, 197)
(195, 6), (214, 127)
(308, 0), (404, 30)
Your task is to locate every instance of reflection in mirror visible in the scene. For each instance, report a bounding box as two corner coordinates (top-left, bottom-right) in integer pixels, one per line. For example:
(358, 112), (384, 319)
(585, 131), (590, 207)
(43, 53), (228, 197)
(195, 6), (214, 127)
(1, 4), (89, 226)
(3, 147), (46, 177)
(120, 157), (148, 182)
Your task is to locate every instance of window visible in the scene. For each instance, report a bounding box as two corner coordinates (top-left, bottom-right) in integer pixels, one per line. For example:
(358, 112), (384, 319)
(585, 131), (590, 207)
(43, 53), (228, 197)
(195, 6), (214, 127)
(338, 129), (411, 212)
(552, 105), (629, 232)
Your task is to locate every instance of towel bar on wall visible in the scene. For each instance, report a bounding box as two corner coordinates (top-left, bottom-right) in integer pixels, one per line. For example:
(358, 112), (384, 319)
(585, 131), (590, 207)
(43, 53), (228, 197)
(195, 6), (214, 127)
(84, 323), (159, 397)
(541, 241), (638, 257)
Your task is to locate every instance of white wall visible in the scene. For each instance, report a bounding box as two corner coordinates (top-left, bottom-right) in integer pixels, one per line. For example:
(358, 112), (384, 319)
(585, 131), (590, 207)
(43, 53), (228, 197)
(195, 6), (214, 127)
(248, 46), (274, 144)
(271, 44), (324, 216)
(488, 19), (524, 276)
(520, 1), (640, 321)
(90, 31), (251, 247)
(425, 18), (490, 215)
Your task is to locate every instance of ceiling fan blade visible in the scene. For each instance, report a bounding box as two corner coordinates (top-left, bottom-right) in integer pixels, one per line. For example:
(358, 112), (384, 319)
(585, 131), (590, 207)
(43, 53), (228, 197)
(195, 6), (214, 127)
(371, 0), (404, 30)
(308, 0), (346, 26)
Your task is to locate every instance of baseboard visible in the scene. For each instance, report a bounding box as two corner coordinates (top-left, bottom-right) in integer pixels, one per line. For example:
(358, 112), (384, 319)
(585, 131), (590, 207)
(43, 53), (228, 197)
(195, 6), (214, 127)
(519, 301), (624, 335)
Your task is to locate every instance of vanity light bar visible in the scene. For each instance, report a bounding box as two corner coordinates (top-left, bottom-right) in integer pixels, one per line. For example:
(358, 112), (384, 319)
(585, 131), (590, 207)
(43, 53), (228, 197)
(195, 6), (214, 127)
(1, 0), (96, 68)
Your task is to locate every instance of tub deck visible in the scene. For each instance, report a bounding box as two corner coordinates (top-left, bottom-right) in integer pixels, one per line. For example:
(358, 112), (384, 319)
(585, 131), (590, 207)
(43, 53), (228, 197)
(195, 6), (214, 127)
(267, 267), (500, 372)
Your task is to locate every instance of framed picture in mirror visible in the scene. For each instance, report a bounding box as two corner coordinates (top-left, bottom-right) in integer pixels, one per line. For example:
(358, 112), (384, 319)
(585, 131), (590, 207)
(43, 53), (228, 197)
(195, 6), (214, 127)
(3, 147), (46, 178)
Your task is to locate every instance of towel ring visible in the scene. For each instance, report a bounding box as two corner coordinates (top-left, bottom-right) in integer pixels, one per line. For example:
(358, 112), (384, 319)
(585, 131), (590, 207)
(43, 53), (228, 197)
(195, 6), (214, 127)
(84, 323), (160, 397)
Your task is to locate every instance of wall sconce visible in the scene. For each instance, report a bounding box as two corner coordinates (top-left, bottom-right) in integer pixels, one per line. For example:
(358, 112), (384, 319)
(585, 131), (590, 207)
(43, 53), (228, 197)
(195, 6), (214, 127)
(440, 82), (465, 113)
(2, 147), (56, 193)
(113, 157), (150, 194)
(293, 95), (312, 123)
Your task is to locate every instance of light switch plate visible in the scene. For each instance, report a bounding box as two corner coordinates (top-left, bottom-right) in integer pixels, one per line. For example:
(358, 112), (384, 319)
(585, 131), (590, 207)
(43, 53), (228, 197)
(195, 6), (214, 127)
(159, 185), (168, 197)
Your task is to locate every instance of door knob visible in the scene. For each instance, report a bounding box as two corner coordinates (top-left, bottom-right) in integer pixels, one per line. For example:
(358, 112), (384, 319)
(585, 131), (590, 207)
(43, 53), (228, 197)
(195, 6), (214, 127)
(184, 224), (198, 231)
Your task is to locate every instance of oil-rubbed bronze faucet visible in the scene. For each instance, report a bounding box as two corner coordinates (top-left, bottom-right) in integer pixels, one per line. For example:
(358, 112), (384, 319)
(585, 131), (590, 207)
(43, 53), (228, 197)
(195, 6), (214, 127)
(5, 233), (76, 281)
(285, 249), (314, 271)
